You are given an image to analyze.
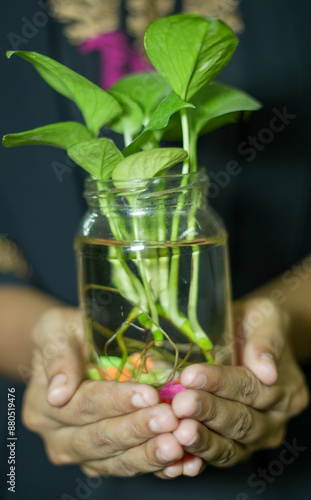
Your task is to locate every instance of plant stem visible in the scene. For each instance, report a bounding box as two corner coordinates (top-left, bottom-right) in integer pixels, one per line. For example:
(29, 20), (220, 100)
(158, 247), (170, 311)
(115, 306), (141, 374)
(132, 214), (163, 346)
(124, 129), (133, 148)
(189, 133), (198, 173)
(188, 245), (214, 353)
(180, 107), (190, 175)
(96, 186), (149, 310)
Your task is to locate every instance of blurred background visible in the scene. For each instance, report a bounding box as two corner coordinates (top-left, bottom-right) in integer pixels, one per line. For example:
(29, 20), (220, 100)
(0, 1), (311, 498)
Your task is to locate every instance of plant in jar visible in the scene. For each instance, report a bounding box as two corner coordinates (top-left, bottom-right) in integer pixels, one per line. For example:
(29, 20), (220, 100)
(3, 14), (261, 399)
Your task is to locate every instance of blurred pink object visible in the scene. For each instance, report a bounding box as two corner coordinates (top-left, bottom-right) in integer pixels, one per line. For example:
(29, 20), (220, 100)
(159, 379), (186, 404)
(79, 30), (152, 89)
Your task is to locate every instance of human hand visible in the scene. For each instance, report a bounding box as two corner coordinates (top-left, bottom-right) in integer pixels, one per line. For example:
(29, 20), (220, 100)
(22, 307), (184, 477)
(162, 298), (309, 478)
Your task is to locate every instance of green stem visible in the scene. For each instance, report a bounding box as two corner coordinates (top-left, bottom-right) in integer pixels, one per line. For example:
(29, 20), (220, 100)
(96, 185), (149, 312)
(158, 247), (170, 311)
(114, 306), (141, 375)
(124, 129), (133, 148)
(188, 246), (214, 354)
(189, 133), (198, 173)
(132, 215), (163, 346)
(180, 107), (190, 174)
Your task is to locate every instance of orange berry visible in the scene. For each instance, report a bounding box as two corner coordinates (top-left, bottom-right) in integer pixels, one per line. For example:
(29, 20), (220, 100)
(128, 353), (155, 372)
(103, 366), (133, 382)
(128, 353), (141, 368)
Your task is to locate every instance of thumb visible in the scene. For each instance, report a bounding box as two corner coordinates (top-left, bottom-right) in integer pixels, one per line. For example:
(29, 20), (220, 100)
(237, 299), (287, 385)
(32, 308), (86, 407)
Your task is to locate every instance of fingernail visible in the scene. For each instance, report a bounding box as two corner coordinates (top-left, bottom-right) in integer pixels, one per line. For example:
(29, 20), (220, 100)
(187, 373), (206, 389)
(149, 418), (161, 432)
(164, 463), (182, 478)
(183, 456), (202, 476)
(182, 370), (207, 389)
(48, 374), (67, 392)
(156, 449), (171, 463)
(131, 393), (149, 408)
(260, 353), (275, 365)
(185, 434), (199, 447)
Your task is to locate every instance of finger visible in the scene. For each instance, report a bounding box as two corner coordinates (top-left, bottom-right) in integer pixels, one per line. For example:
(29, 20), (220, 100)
(181, 454), (205, 477)
(32, 308), (86, 407)
(157, 453), (204, 479)
(240, 299), (287, 385)
(173, 419), (250, 468)
(180, 364), (280, 410)
(172, 389), (275, 445)
(44, 379), (160, 426)
(63, 403), (178, 462)
(155, 460), (184, 479)
(81, 433), (184, 477)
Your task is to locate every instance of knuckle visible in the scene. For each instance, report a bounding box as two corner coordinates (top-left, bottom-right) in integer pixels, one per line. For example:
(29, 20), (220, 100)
(129, 417), (146, 440)
(45, 444), (73, 466)
(72, 432), (90, 458)
(76, 393), (96, 418)
(212, 441), (236, 467)
(241, 372), (260, 405)
(104, 382), (132, 414)
(232, 407), (253, 441)
(117, 454), (140, 477)
(22, 402), (44, 432)
(92, 429), (115, 453)
(203, 396), (218, 424)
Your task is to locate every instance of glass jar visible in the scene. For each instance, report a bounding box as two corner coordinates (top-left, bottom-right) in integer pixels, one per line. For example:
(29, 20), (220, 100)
(74, 170), (233, 388)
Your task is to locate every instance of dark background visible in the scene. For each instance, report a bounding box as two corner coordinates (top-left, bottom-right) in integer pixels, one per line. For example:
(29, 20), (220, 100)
(1, 1), (311, 498)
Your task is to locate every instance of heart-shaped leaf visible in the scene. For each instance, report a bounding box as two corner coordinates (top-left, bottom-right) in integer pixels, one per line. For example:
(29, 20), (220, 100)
(122, 131), (153, 157)
(144, 92), (194, 133)
(189, 82), (262, 135)
(112, 148), (188, 181)
(68, 139), (124, 179)
(2, 122), (94, 149)
(145, 14), (238, 101)
(108, 90), (144, 138)
(7, 51), (122, 135)
(110, 72), (171, 123)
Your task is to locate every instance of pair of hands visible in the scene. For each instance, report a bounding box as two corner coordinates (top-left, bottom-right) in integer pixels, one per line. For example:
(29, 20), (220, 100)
(22, 299), (309, 479)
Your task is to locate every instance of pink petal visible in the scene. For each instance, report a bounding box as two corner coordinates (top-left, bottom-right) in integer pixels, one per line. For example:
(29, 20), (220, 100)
(159, 381), (186, 404)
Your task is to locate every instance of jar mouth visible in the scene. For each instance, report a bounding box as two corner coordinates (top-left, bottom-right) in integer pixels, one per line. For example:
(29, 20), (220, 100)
(84, 169), (209, 206)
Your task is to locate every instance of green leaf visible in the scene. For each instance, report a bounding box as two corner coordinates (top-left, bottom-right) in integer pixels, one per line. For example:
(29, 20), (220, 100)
(7, 51), (122, 135)
(122, 92), (193, 156)
(110, 72), (171, 123)
(68, 139), (124, 179)
(2, 122), (94, 149)
(122, 131), (153, 157)
(108, 90), (144, 138)
(189, 82), (262, 135)
(145, 14), (238, 101)
(144, 92), (194, 132)
(112, 148), (188, 181)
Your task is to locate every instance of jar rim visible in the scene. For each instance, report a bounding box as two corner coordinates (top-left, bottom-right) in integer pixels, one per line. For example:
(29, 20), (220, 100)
(84, 169), (209, 200)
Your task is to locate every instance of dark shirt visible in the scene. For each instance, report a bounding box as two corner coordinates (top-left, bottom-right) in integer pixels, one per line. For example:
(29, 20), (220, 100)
(0, 1), (311, 499)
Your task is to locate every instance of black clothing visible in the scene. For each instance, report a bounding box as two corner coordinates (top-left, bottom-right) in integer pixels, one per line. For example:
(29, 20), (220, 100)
(0, 1), (311, 499)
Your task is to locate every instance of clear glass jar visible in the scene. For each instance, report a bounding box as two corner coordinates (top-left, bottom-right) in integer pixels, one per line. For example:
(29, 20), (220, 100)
(75, 170), (233, 388)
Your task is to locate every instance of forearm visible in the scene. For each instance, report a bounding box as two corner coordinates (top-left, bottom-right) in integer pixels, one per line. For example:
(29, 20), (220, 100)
(244, 255), (311, 364)
(0, 285), (64, 380)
